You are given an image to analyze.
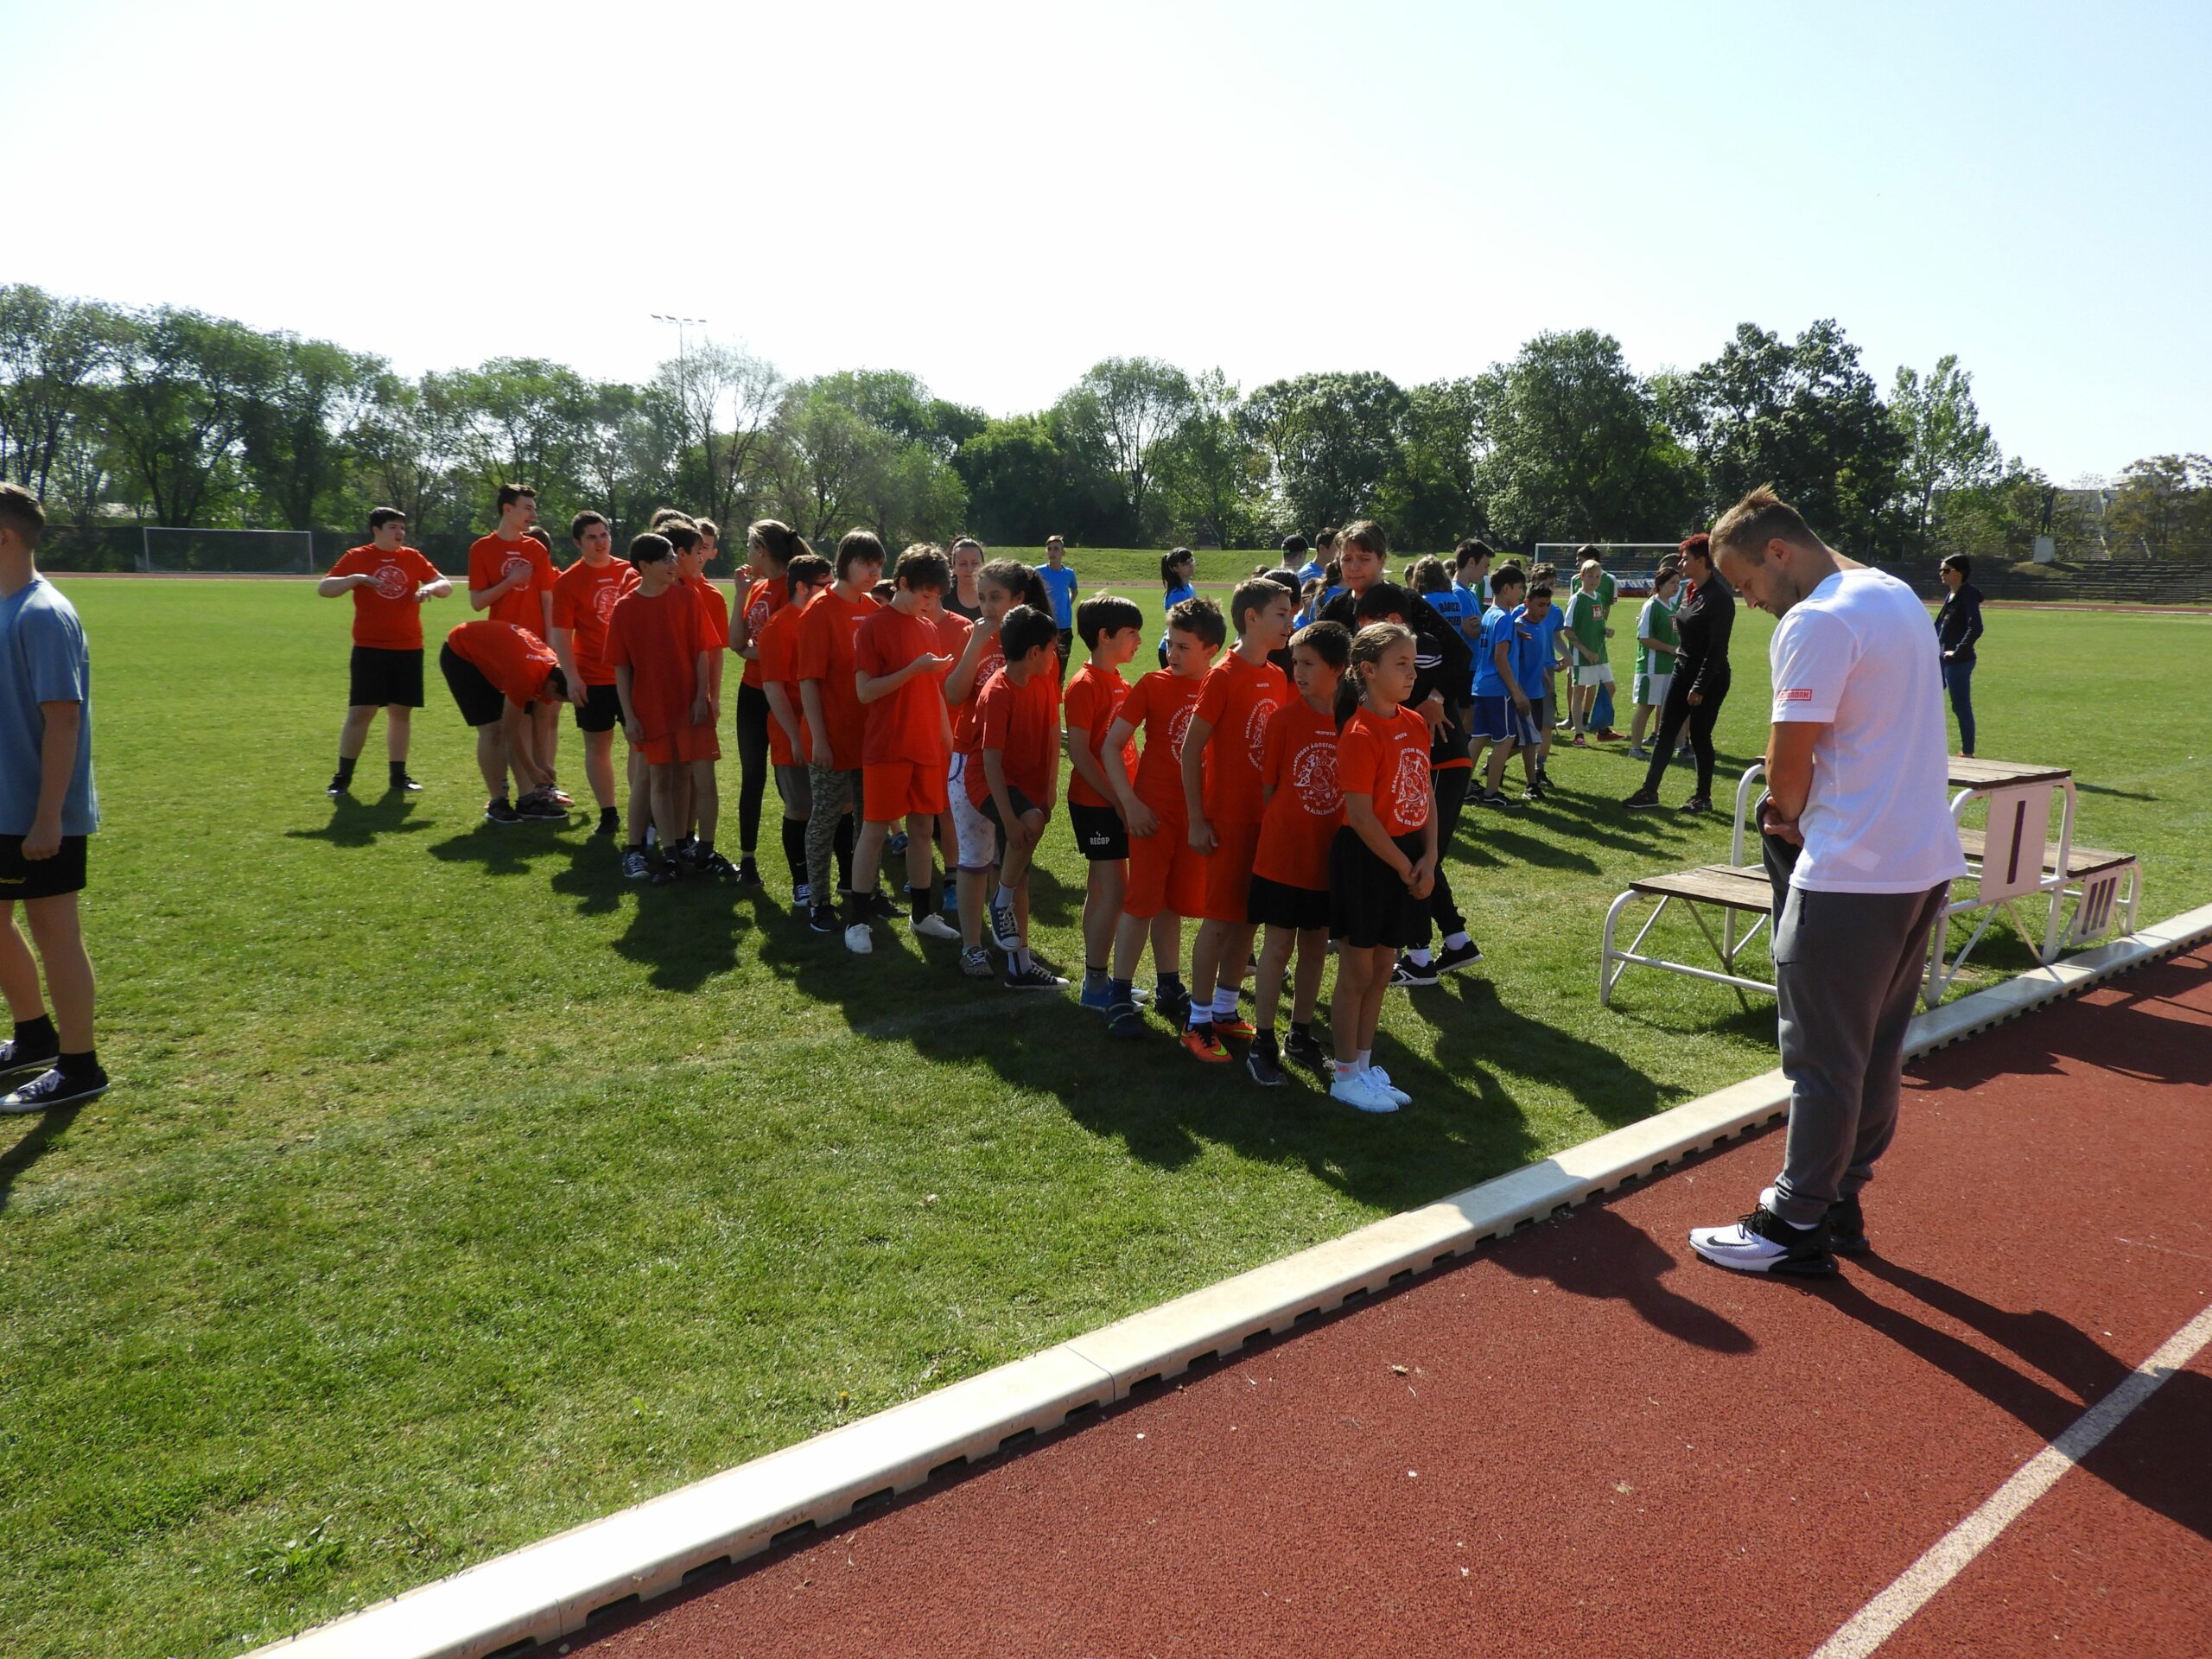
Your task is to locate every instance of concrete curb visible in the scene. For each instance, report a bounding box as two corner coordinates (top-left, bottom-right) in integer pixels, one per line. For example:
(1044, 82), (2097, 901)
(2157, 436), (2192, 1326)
(243, 902), (2212, 1659)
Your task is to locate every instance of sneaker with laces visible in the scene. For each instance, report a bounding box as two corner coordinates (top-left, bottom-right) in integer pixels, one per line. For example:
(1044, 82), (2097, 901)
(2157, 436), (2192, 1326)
(1281, 1027), (1328, 1069)
(1827, 1194), (1869, 1255)
(1107, 1000), (1146, 1037)
(1245, 1036), (1285, 1087)
(327, 774), (350, 798)
(909, 913), (959, 941)
(1678, 795), (1713, 814)
(844, 922), (874, 955)
(791, 882), (811, 912)
(1688, 1188), (1836, 1276)
(699, 851), (741, 880)
(985, 891), (1021, 951)
(484, 799), (523, 825)
(808, 903), (839, 934)
(1077, 975), (1116, 1012)
(0, 1034), (60, 1077)
(515, 791), (568, 821)
(1432, 938), (1483, 976)
(648, 859), (683, 886)
(1179, 1025), (1230, 1063)
(391, 774), (423, 793)
(1569, 733), (1588, 747)
(1211, 1012), (1256, 1040)
(1390, 955), (1440, 988)
(734, 858), (764, 887)
(1621, 789), (1662, 810)
(1, 1065), (108, 1115)
(620, 849), (651, 880)
(1330, 1068), (1397, 1113)
(1366, 1065), (1413, 1106)
(1481, 789), (1522, 810)
(1627, 743), (1651, 760)
(1003, 961), (1068, 991)
(1595, 728), (1626, 742)
(959, 945), (995, 979)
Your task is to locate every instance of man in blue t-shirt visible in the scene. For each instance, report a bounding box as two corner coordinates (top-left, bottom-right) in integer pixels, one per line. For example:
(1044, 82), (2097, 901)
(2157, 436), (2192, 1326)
(0, 484), (105, 1115)
(1033, 534), (1079, 682)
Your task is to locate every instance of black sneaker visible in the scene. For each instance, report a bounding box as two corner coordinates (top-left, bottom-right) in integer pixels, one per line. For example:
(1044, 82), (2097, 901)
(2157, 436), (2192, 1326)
(1, 1065), (108, 1115)
(1481, 789), (1522, 810)
(0, 1034), (60, 1077)
(485, 799), (523, 825)
(1107, 999), (1145, 1038)
(1154, 986), (1192, 1026)
(986, 890), (1021, 950)
(391, 774), (423, 794)
(734, 858), (764, 888)
(327, 774), (350, 798)
(1678, 795), (1713, 814)
(1827, 1195), (1869, 1255)
(1521, 784), (1548, 804)
(1621, 789), (1662, 810)
(594, 810), (620, 838)
(648, 859), (683, 886)
(808, 903), (840, 934)
(1281, 1027), (1328, 1069)
(515, 791), (568, 821)
(699, 851), (740, 880)
(1245, 1036), (1285, 1087)
(1389, 955), (1440, 988)
(1433, 938), (1483, 976)
(1003, 961), (1068, 992)
(1688, 1198), (1836, 1277)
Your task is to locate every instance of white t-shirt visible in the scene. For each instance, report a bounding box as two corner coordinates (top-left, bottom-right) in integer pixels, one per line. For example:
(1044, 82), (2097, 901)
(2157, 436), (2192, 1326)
(1769, 565), (1967, 894)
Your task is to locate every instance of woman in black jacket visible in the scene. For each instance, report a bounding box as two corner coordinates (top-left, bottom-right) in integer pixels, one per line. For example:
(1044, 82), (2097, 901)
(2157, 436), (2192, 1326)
(1624, 532), (1734, 813)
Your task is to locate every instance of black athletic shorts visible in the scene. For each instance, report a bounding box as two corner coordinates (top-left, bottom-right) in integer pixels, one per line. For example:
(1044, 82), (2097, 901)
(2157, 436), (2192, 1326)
(1068, 800), (1128, 861)
(574, 682), (622, 733)
(439, 641), (506, 728)
(0, 834), (88, 900)
(978, 785), (1040, 831)
(350, 645), (425, 709)
(1246, 872), (1329, 932)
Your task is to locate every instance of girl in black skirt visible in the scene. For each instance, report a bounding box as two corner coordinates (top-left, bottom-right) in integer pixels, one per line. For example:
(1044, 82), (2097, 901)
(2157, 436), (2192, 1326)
(1328, 623), (1435, 1115)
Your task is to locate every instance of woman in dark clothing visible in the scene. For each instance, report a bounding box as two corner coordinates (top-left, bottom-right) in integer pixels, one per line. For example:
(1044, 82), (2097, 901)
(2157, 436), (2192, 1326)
(1933, 553), (1984, 756)
(1624, 532), (1734, 812)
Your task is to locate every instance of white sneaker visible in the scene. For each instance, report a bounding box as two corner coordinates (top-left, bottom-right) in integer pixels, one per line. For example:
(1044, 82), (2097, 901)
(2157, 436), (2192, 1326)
(1688, 1186), (1834, 1276)
(1330, 1069), (1398, 1114)
(843, 922), (874, 956)
(909, 913), (959, 941)
(1366, 1065), (1413, 1106)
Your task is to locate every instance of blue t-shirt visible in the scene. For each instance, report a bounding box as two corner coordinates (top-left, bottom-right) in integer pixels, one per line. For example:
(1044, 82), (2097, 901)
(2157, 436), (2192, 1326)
(1035, 562), (1078, 629)
(0, 577), (97, 837)
(1516, 603), (1567, 690)
(1296, 558), (1325, 585)
(1159, 579), (1197, 646)
(1425, 587), (1468, 632)
(1511, 605), (1556, 699)
(1472, 605), (1516, 698)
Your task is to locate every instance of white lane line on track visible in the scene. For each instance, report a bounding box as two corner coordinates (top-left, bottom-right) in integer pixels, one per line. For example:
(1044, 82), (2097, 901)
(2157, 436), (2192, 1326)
(1808, 1297), (2212, 1659)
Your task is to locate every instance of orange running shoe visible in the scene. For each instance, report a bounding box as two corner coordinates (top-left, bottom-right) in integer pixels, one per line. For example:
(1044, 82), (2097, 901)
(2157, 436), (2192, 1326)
(1179, 1025), (1230, 1063)
(1212, 1014), (1257, 1040)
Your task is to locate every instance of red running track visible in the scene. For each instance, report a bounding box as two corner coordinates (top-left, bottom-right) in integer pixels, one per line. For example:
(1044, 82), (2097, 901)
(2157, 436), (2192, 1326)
(574, 950), (2212, 1659)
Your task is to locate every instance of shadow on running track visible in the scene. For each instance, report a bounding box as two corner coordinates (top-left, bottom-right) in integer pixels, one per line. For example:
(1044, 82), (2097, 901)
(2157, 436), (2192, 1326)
(1488, 1198), (1755, 1353)
(1912, 979), (2212, 1090)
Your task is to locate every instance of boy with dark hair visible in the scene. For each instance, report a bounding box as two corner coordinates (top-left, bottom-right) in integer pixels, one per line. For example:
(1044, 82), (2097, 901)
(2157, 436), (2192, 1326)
(846, 545), (959, 953)
(1452, 539), (1492, 644)
(1243, 619), (1349, 1085)
(318, 506), (450, 798)
(0, 483), (106, 1113)
(468, 483), (561, 795)
(1178, 576), (1294, 1061)
(605, 533), (715, 881)
(754, 552), (833, 901)
(440, 620), (570, 823)
(670, 523), (735, 877)
(1065, 592), (1147, 1010)
(1469, 567), (1534, 810)
(1101, 595), (1225, 1039)
(1628, 562), (1682, 759)
(1562, 559), (1617, 745)
(970, 604), (1065, 989)
(550, 509), (636, 837)
(798, 531), (885, 931)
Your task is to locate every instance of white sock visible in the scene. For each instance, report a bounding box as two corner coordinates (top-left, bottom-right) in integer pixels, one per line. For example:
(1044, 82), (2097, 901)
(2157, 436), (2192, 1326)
(1187, 1005), (1211, 1031)
(995, 882), (1017, 911)
(1211, 988), (1239, 1018)
(1014, 945), (1031, 971)
(1407, 948), (1432, 966)
(1356, 1048), (1372, 1071)
(1445, 931), (1469, 950)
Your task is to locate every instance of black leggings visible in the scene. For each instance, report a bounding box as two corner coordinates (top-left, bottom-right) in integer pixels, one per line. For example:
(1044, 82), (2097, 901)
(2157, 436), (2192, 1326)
(1642, 672), (1727, 800)
(1426, 766), (1470, 940)
(735, 681), (771, 855)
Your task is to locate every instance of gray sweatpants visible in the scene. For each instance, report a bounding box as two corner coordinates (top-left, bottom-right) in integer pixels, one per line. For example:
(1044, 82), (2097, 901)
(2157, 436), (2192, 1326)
(1766, 842), (1949, 1226)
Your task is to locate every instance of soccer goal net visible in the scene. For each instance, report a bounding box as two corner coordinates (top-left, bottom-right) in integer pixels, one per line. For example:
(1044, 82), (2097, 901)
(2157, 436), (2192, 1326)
(140, 527), (316, 575)
(1534, 542), (1683, 595)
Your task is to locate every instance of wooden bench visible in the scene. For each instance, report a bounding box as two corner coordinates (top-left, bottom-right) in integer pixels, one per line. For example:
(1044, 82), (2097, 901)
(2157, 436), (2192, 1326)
(1601, 862), (1777, 1008)
(1953, 830), (2139, 947)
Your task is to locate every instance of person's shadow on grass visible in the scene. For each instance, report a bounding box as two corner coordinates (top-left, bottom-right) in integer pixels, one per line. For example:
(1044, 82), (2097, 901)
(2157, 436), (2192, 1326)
(609, 883), (752, 992)
(0, 1100), (86, 1213)
(1420, 973), (1673, 1131)
(424, 817), (579, 878)
(283, 793), (432, 849)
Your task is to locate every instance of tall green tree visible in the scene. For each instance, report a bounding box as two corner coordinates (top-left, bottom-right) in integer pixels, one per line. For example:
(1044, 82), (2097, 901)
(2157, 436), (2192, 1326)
(2104, 454), (2212, 560)
(106, 307), (280, 526)
(432, 357), (597, 520)
(1157, 367), (1265, 548)
(1058, 357), (1194, 539)
(651, 340), (781, 531)
(1891, 354), (2000, 557)
(0, 285), (125, 501)
(1242, 371), (1408, 532)
(241, 335), (386, 530)
(1378, 377), (1487, 551)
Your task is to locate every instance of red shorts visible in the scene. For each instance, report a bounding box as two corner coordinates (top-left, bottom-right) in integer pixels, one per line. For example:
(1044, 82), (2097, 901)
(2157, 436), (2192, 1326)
(1124, 814), (1206, 920)
(863, 758), (950, 821)
(1197, 817), (1262, 923)
(639, 726), (719, 766)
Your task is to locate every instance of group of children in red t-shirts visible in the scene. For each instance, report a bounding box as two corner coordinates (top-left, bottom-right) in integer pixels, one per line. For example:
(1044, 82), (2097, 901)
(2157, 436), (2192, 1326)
(327, 493), (1444, 1112)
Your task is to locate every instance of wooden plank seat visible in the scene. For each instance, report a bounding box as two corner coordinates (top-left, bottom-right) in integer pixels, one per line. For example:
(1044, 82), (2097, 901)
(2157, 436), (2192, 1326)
(1955, 829), (2135, 881)
(1626, 862), (1774, 912)
(1602, 863), (1776, 1007)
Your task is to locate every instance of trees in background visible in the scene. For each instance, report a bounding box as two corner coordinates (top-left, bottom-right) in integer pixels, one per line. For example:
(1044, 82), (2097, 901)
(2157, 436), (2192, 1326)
(3, 280), (2202, 565)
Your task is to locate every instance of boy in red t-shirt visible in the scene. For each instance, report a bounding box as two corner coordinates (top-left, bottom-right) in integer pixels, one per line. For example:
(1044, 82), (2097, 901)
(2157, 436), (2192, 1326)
(669, 522), (736, 877)
(606, 533), (715, 883)
(549, 509), (636, 838)
(1177, 578), (1295, 1062)
(1099, 595), (1226, 1039)
(969, 605), (1065, 990)
(845, 546), (959, 954)
(467, 483), (561, 797)
(1244, 620), (1351, 1086)
(797, 531), (886, 933)
(1064, 594), (1146, 1010)
(318, 505), (450, 798)
(944, 558), (1046, 976)
(439, 620), (569, 823)
(756, 552), (833, 906)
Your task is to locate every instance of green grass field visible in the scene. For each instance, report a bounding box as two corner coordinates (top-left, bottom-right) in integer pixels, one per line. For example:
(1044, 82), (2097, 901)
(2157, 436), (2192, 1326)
(3, 575), (2205, 1658)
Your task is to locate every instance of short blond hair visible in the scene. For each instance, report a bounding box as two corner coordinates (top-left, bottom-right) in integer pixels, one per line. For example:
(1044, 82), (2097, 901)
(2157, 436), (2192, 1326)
(1712, 486), (1819, 558)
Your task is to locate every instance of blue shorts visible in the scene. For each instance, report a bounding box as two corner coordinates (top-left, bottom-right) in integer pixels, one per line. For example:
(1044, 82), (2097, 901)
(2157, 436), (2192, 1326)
(1471, 695), (1537, 747)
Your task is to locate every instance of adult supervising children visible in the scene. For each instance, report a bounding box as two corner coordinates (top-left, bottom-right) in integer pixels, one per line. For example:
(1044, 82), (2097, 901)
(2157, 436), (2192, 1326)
(1934, 554), (1985, 756)
(0, 485), (106, 1114)
(318, 506), (450, 798)
(1623, 533), (1735, 813)
(1689, 487), (1964, 1277)
(1035, 535), (1078, 677)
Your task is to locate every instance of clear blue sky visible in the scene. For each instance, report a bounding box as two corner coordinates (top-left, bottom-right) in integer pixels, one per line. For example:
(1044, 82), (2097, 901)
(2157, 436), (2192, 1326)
(12, 0), (2208, 482)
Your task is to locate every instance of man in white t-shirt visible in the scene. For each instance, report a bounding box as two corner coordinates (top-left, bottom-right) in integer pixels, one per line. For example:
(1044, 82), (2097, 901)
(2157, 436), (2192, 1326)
(1689, 487), (1966, 1277)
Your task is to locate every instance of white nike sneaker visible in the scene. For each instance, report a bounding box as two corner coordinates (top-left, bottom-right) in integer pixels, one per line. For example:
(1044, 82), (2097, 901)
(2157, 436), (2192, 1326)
(909, 913), (960, 940)
(1365, 1065), (1413, 1106)
(843, 922), (874, 956)
(1330, 1068), (1398, 1114)
(1688, 1185), (1834, 1276)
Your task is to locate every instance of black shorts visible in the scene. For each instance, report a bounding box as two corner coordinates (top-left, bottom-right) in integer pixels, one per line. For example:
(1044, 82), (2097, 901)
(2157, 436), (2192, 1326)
(1068, 800), (1128, 861)
(978, 785), (1040, 830)
(1247, 873), (1329, 931)
(1328, 828), (1427, 949)
(350, 645), (425, 709)
(574, 682), (622, 733)
(0, 834), (88, 900)
(439, 641), (505, 728)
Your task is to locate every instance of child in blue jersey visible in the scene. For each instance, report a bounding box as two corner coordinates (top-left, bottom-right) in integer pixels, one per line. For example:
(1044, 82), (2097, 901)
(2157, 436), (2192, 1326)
(1516, 564), (1569, 776)
(1034, 534), (1079, 681)
(1452, 540), (1492, 652)
(1156, 547), (1197, 666)
(1466, 567), (1535, 809)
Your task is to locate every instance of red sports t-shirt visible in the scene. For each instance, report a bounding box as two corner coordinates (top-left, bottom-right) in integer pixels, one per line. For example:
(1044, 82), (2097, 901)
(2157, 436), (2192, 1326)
(605, 582), (711, 743)
(688, 578), (731, 648)
(1337, 703), (1433, 837)
(964, 664), (1060, 807)
(550, 557), (637, 685)
(467, 533), (557, 636)
(446, 620), (558, 708)
(795, 587), (880, 770)
(1119, 670), (1205, 817)
(328, 543), (442, 650)
(1254, 700), (1344, 890)
(1192, 651), (1292, 822)
(740, 576), (785, 689)
(855, 605), (952, 768)
(950, 627), (1007, 756)
(753, 602), (810, 766)
(1062, 661), (1135, 810)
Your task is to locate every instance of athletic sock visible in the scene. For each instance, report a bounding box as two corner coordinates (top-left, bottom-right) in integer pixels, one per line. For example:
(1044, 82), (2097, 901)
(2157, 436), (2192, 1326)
(780, 818), (808, 884)
(334, 755), (358, 787)
(1355, 1048), (1372, 1071)
(995, 881), (1018, 912)
(908, 884), (931, 922)
(1406, 948), (1433, 967)
(1014, 945), (1033, 971)
(627, 841), (646, 855)
(14, 1014), (56, 1049)
(1445, 931), (1470, 950)
(57, 1048), (100, 1081)
(834, 815), (855, 891)
(388, 760), (409, 788)
(1211, 988), (1240, 1018)
(1186, 1007), (1212, 1033)
(1290, 1020), (1313, 1041)
(599, 806), (620, 833)
(1109, 976), (1134, 1003)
